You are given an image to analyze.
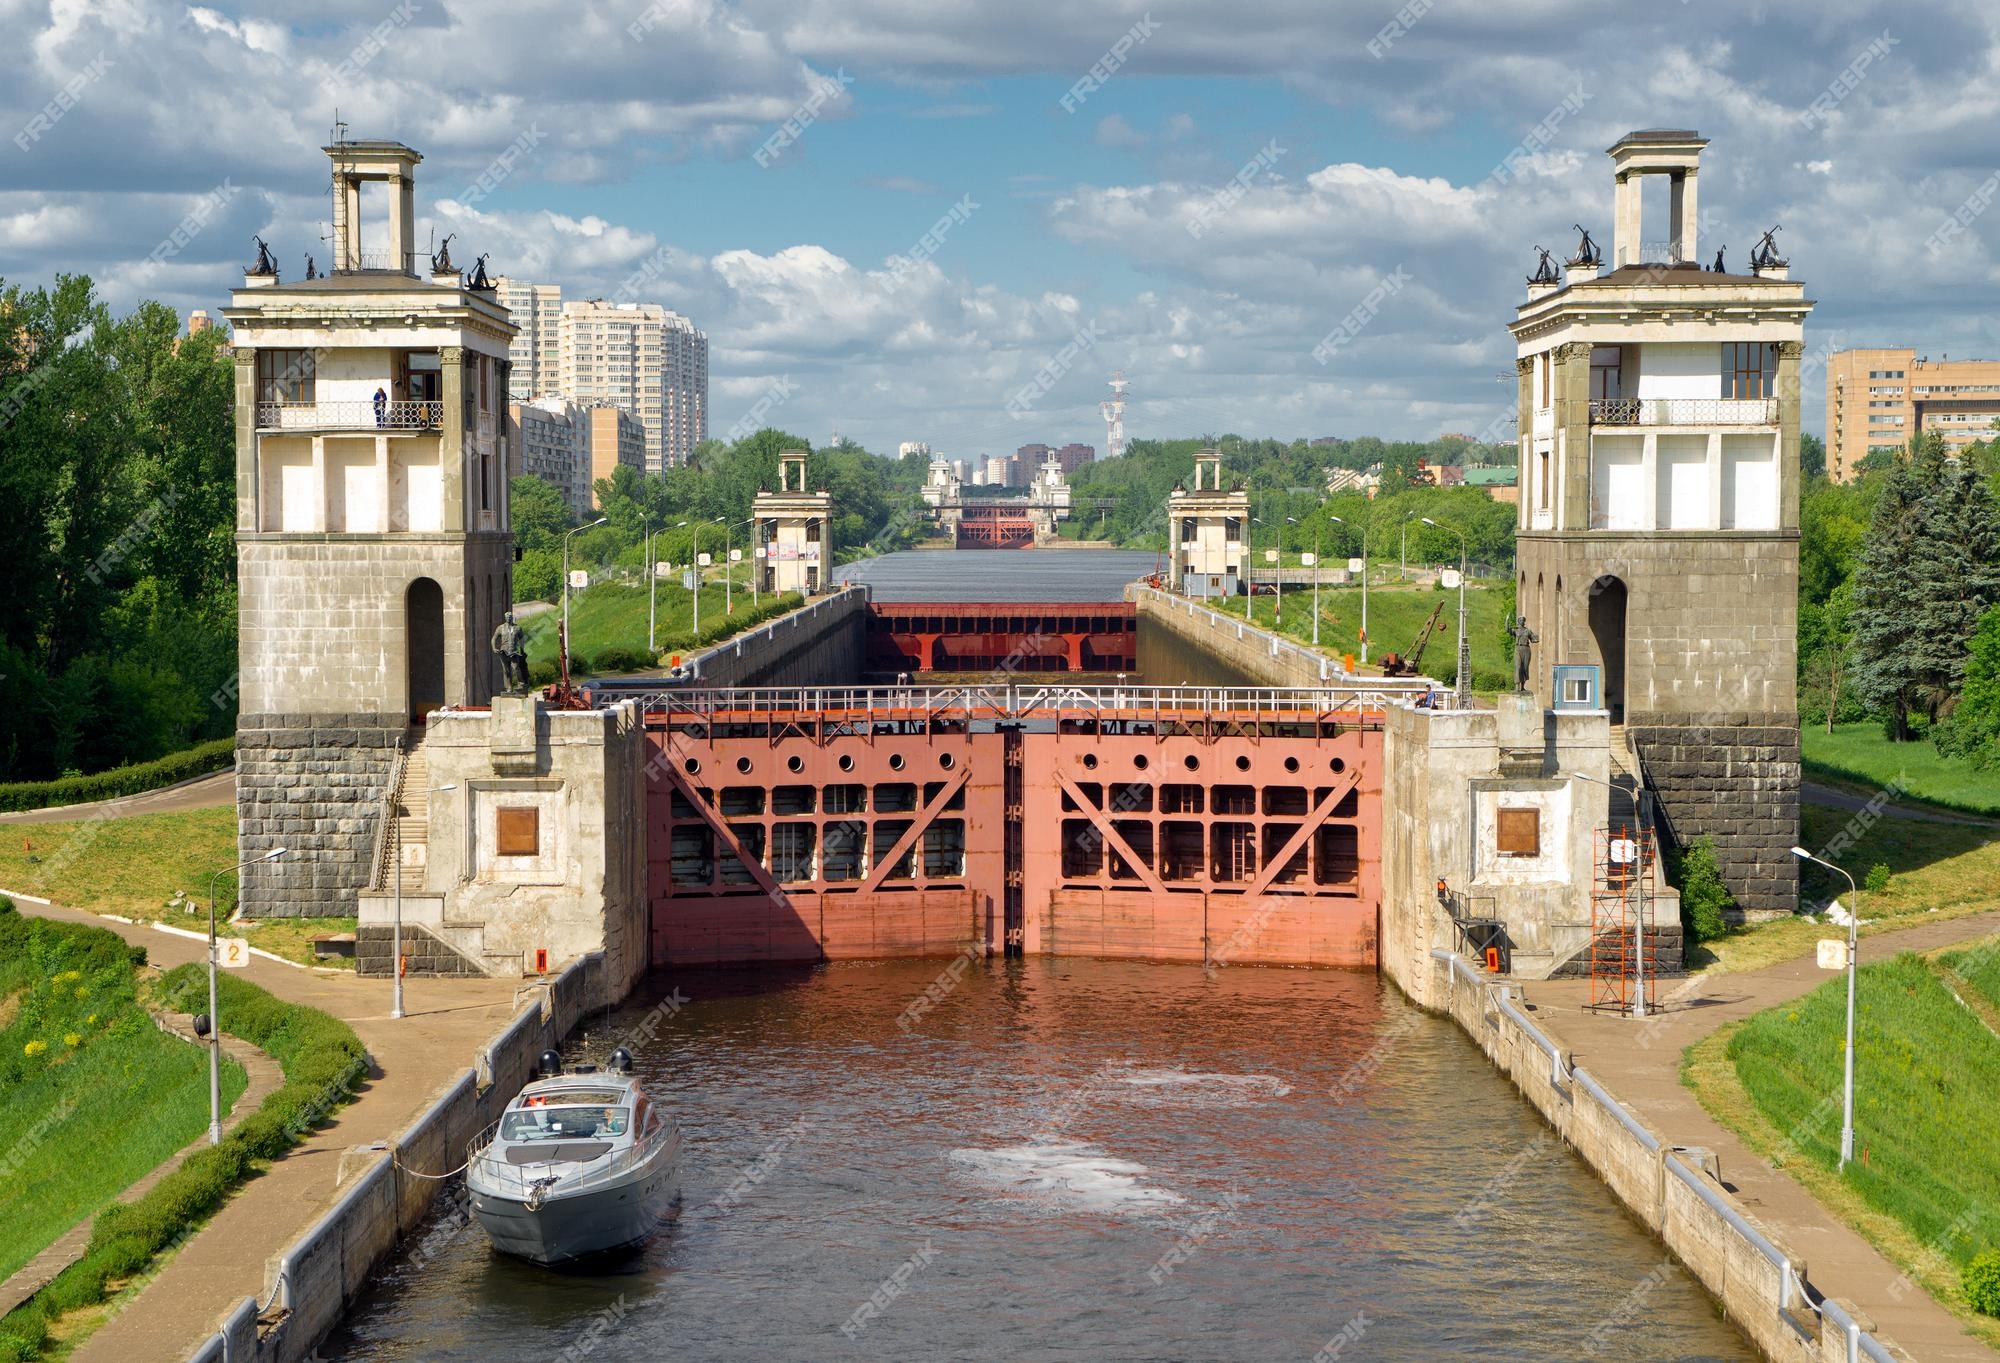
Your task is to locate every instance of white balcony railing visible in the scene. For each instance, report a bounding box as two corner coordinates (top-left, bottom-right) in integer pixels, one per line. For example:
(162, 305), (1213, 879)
(257, 400), (444, 431)
(1589, 397), (1778, 426)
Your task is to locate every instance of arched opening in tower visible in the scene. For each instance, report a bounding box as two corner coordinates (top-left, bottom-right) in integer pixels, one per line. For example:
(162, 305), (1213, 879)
(1588, 575), (1628, 724)
(406, 576), (445, 723)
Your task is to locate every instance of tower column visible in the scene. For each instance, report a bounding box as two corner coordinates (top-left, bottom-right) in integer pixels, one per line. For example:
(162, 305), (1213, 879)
(1554, 341), (1593, 531)
(1613, 172), (1640, 266)
(234, 349), (258, 533)
(1776, 341), (1803, 531)
(1670, 169), (1698, 263)
(441, 346), (466, 532)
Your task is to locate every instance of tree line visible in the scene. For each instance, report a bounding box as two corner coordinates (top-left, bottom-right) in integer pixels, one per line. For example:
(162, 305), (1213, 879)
(0, 277), (238, 781)
(1800, 431), (2000, 765)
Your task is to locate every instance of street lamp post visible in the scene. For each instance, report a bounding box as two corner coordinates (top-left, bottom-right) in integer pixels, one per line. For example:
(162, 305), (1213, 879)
(1311, 517), (1330, 648)
(1794, 846), (1862, 1169)
(390, 782), (457, 1020)
(561, 518), (608, 670)
(1421, 517), (1470, 708)
(1283, 516), (1302, 629)
(1568, 770), (1649, 1019)
(647, 524), (669, 654)
(716, 516), (732, 615)
(207, 847), (286, 1142)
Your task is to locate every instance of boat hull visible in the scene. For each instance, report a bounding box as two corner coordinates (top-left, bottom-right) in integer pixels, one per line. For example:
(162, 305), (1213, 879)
(469, 1130), (681, 1265)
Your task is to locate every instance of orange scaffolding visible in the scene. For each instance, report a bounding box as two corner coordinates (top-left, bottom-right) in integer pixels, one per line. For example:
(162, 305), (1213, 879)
(1589, 824), (1658, 1015)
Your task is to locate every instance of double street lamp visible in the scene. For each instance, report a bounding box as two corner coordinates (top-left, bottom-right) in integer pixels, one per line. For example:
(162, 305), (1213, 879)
(561, 517), (608, 670)
(1420, 516), (1470, 708)
(204, 847), (287, 1144)
(1794, 846), (1862, 1169)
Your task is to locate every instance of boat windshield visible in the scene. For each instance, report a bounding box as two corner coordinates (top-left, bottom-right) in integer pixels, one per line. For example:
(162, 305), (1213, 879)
(499, 1105), (630, 1142)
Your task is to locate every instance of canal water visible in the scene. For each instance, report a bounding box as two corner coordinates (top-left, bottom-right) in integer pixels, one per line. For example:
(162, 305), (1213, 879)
(322, 960), (1751, 1362)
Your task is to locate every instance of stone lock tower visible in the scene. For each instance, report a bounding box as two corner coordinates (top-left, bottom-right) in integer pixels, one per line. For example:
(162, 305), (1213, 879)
(226, 140), (518, 917)
(753, 451), (832, 595)
(1511, 130), (1813, 917)
(1168, 449), (1249, 599)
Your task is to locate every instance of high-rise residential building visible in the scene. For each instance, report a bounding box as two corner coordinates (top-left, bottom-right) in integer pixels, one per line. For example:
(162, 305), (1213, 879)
(495, 277), (562, 400)
(1015, 442), (1052, 467)
(1054, 442), (1096, 476)
(558, 299), (707, 472)
(511, 398), (591, 519)
(661, 311), (708, 466)
(1825, 347), (2000, 481)
(899, 441), (932, 460)
(584, 405), (646, 505)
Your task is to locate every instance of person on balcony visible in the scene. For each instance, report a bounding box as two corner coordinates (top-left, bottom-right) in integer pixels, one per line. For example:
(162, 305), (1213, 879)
(373, 386), (388, 426)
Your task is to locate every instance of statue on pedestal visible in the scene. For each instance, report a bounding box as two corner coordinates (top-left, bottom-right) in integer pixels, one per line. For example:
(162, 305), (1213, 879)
(490, 611), (530, 694)
(1509, 614), (1539, 692)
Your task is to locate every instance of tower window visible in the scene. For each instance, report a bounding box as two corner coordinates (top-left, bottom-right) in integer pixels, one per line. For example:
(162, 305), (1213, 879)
(1723, 343), (1776, 400)
(256, 348), (315, 404)
(1589, 346), (1622, 401)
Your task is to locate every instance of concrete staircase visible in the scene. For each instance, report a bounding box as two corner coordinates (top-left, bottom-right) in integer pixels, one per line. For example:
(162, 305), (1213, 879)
(356, 736), (492, 978)
(386, 741), (430, 895)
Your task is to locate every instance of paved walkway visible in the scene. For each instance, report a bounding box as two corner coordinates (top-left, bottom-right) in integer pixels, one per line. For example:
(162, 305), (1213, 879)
(0, 1022), (283, 1318)
(1523, 908), (2000, 1363)
(0, 771), (236, 826)
(1802, 778), (2000, 829)
(13, 898), (523, 1363)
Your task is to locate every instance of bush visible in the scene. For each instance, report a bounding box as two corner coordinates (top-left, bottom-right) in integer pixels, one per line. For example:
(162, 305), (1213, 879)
(586, 646), (653, 675)
(1675, 837), (1735, 945)
(1967, 1248), (2000, 1316)
(0, 738), (234, 813)
(1865, 862), (1892, 894)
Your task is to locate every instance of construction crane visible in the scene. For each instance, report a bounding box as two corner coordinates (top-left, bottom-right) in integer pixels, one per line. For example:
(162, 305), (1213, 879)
(1379, 602), (1445, 677)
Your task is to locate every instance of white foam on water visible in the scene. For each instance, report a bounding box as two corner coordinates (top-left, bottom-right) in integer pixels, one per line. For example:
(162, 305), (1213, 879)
(948, 1140), (1184, 1215)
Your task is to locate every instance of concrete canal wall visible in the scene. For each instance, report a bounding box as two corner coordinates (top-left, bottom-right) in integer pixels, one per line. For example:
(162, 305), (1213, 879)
(182, 953), (623, 1363)
(681, 586), (868, 687)
(1129, 583), (1351, 687)
(1398, 947), (1908, 1363)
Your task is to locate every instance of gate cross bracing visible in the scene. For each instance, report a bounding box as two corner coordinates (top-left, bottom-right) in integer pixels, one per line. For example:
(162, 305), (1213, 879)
(642, 686), (1419, 970)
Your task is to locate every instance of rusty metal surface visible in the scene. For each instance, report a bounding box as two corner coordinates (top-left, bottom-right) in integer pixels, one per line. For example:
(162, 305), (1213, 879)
(644, 689), (1388, 970)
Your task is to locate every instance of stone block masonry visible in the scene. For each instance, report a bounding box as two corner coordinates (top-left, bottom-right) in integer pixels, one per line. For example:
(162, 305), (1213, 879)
(237, 712), (402, 918)
(1631, 719), (1800, 919)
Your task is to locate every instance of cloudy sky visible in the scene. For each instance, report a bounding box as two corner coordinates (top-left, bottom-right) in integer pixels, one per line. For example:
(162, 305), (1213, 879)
(4, 0), (1995, 460)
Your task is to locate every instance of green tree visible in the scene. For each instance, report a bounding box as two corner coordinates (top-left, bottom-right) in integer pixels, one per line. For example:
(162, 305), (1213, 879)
(1850, 458), (2000, 738)
(1933, 604), (2000, 768)
(1799, 431), (1826, 482)
(509, 475), (571, 554)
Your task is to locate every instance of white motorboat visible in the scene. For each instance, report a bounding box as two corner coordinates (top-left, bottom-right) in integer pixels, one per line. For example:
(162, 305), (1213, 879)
(466, 1049), (680, 1265)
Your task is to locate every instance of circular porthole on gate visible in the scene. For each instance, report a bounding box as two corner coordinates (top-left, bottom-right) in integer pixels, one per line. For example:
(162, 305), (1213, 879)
(1184, 754), (1200, 772)
(940, 752), (956, 770)
(838, 753), (855, 772)
(889, 753), (906, 771)
(683, 758), (701, 775)
(1133, 754), (1150, 771)
(1081, 753), (1099, 770)
(787, 754), (804, 773)
(1234, 754), (1251, 772)
(1330, 757), (1346, 773)
(736, 756), (753, 774)
(1283, 756), (1300, 774)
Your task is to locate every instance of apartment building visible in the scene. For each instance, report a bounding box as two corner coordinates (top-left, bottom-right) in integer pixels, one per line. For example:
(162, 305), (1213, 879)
(495, 278), (561, 401)
(660, 310), (708, 467)
(511, 398), (591, 518)
(558, 299), (708, 473)
(584, 405), (646, 505)
(1826, 347), (2000, 480)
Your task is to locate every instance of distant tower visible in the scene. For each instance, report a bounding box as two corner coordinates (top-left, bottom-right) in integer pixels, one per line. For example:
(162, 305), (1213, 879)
(1100, 372), (1129, 459)
(1167, 450), (1248, 598)
(1511, 129), (1812, 917)
(753, 451), (833, 594)
(227, 139), (517, 917)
